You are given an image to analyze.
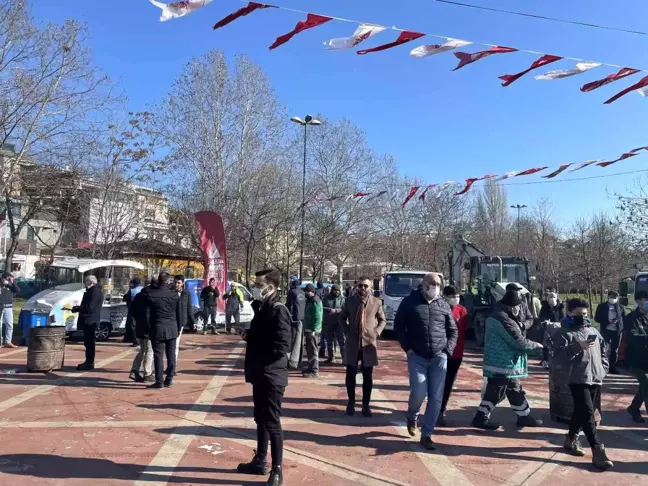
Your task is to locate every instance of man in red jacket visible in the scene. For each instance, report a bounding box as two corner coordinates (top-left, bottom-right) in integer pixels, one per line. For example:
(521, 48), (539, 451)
(438, 285), (468, 426)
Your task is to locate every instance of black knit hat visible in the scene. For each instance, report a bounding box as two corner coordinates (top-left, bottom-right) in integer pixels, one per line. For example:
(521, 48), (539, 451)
(331, 284), (340, 292)
(505, 282), (523, 291)
(501, 290), (523, 307)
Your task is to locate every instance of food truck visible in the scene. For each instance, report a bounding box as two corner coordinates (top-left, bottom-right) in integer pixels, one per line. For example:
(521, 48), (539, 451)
(19, 259), (145, 343)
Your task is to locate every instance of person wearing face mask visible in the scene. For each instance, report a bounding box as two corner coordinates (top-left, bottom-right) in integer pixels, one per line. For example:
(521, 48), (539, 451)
(473, 290), (544, 431)
(624, 289), (648, 424)
(438, 285), (468, 426)
(239, 269), (291, 486)
(339, 278), (386, 417)
(538, 292), (566, 368)
(322, 285), (346, 364)
(71, 275), (104, 371)
(553, 298), (612, 470)
(394, 273), (457, 450)
(302, 284), (323, 378)
(505, 283), (534, 333)
(594, 291), (626, 375)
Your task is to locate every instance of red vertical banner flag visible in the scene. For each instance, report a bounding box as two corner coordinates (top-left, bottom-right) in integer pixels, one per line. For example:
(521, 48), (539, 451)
(357, 31), (425, 55)
(402, 186), (420, 208)
(604, 75), (648, 104)
(452, 46), (517, 71)
(580, 67), (640, 92)
(499, 54), (562, 87)
(269, 13), (332, 50)
(213, 2), (275, 30)
(195, 211), (228, 313)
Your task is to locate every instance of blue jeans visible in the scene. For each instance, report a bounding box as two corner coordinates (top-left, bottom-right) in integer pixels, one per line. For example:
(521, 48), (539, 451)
(407, 351), (448, 438)
(1, 307), (13, 345)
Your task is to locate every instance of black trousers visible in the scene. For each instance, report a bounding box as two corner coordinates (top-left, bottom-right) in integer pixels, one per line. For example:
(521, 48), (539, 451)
(123, 312), (136, 343)
(345, 349), (373, 406)
(225, 310), (240, 331)
(83, 323), (97, 364)
(478, 377), (530, 418)
(253, 381), (285, 468)
(601, 329), (621, 369)
(153, 338), (177, 384)
(326, 321), (346, 361)
(441, 358), (462, 414)
(568, 384), (602, 447)
(204, 305), (217, 329)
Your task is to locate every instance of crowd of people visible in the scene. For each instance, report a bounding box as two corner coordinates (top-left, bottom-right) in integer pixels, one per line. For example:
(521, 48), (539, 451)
(62, 270), (648, 486)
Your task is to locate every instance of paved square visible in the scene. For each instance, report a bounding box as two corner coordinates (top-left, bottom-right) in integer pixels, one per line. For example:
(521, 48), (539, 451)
(0, 335), (646, 485)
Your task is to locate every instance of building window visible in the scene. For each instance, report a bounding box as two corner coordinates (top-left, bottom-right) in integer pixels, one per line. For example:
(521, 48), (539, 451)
(145, 208), (155, 220)
(27, 227), (35, 240)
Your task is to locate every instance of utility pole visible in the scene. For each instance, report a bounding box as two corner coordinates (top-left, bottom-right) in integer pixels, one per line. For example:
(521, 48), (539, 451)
(511, 204), (527, 255)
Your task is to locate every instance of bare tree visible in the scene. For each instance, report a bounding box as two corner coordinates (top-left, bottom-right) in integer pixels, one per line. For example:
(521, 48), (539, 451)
(474, 180), (511, 255)
(0, 1), (116, 266)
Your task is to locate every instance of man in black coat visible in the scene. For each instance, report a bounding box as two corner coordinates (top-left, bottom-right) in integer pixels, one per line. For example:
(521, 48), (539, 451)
(141, 272), (181, 389)
(200, 278), (220, 334)
(173, 275), (195, 371)
(625, 289), (648, 423)
(594, 290), (626, 374)
(129, 285), (154, 382)
(285, 278), (305, 369)
(1, 272), (20, 348)
(72, 275), (104, 371)
(237, 269), (291, 486)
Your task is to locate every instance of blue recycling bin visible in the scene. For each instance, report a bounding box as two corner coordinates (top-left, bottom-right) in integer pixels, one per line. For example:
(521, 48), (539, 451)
(19, 309), (49, 346)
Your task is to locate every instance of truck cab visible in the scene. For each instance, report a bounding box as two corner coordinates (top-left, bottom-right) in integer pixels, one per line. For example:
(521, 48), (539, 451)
(382, 271), (433, 331)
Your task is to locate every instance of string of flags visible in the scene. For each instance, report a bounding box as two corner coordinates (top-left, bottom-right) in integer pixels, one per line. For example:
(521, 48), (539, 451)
(148, 0), (648, 104)
(298, 145), (647, 208)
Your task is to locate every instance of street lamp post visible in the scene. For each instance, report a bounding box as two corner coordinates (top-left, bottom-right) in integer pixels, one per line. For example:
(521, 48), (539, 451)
(511, 204), (527, 255)
(291, 114), (321, 284)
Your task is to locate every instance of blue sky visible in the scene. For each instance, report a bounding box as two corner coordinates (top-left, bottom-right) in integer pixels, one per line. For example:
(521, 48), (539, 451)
(31, 0), (648, 223)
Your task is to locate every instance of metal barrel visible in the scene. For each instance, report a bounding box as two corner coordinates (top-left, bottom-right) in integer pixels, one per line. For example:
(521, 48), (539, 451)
(27, 326), (66, 372)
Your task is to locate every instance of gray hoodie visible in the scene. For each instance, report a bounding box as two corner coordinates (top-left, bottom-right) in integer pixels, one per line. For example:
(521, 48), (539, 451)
(552, 316), (608, 386)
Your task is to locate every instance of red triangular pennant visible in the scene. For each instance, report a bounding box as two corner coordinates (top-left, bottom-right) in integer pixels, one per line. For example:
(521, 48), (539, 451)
(499, 54), (562, 87)
(357, 31), (425, 55)
(452, 46), (518, 71)
(454, 174), (496, 195)
(581, 67), (640, 92)
(213, 2), (275, 30)
(542, 164), (572, 179)
(401, 186), (420, 208)
(604, 75), (648, 104)
(516, 166), (548, 177)
(269, 13), (332, 50)
(630, 146), (648, 153)
(596, 152), (638, 167)
(419, 184), (438, 201)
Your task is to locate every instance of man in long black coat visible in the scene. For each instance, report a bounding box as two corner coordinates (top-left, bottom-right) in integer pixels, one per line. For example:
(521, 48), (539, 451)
(72, 275), (104, 371)
(141, 272), (181, 389)
(237, 269), (291, 486)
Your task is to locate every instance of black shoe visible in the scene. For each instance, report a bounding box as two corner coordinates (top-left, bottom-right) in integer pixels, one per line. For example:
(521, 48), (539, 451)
(164, 380), (173, 388)
(362, 405), (372, 418)
(148, 382), (164, 389)
(346, 401), (355, 416)
(76, 362), (94, 371)
(318, 348), (326, 358)
(129, 371), (139, 381)
(325, 358), (333, 364)
(517, 415), (543, 428)
(609, 367), (621, 375)
(302, 372), (319, 378)
(437, 413), (448, 427)
(267, 466), (283, 486)
(472, 413), (500, 431)
(136, 374), (154, 383)
(627, 405), (646, 423)
(420, 436), (436, 451)
(237, 450), (268, 475)
(407, 418), (417, 437)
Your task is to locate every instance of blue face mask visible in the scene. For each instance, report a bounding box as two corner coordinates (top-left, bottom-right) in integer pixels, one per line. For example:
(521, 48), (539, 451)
(643, 301), (648, 312)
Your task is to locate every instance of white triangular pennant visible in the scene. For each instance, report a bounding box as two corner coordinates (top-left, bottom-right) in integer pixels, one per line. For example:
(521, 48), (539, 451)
(150, 0), (213, 22)
(324, 24), (386, 50)
(410, 38), (472, 59)
(534, 62), (601, 81)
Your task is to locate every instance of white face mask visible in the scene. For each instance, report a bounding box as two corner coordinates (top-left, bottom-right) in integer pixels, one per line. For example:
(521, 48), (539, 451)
(423, 285), (440, 300)
(608, 298), (618, 305)
(253, 284), (273, 301)
(511, 306), (520, 317)
(447, 297), (459, 307)
(548, 298), (557, 307)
